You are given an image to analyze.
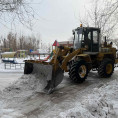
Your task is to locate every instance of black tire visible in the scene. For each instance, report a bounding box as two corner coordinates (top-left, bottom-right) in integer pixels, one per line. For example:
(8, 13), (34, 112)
(24, 62), (33, 74)
(98, 58), (114, 78)
(69, 60), (88, 83)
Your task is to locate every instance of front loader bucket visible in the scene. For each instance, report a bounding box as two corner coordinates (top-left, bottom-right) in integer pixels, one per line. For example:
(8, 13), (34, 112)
(24, 62), (64, 94)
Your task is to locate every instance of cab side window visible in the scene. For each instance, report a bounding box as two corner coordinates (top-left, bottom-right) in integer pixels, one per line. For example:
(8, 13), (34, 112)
(88, 32), (91, 40)
(93, 31), (98, 44)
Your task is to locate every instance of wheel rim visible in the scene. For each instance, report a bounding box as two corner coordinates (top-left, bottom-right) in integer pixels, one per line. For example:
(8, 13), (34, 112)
(78, 65), (87, 78)
(106, 64), (112, 74)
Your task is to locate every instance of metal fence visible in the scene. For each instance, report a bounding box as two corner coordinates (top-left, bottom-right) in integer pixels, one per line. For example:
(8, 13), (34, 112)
(4, 63), (24, 70)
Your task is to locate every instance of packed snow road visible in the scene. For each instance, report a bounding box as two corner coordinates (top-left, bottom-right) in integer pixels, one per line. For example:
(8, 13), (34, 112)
(0, 72), (22, 91)
(0, 70), (118, 118)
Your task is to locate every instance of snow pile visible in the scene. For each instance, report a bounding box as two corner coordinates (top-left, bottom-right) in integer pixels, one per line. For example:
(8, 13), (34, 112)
(59, 79), (118, 118)
(2, 74), (46, 101)
(0, 74), (48, 118)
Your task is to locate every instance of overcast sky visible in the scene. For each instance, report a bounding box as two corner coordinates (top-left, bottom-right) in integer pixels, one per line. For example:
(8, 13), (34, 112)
(0, 0), (91, 44)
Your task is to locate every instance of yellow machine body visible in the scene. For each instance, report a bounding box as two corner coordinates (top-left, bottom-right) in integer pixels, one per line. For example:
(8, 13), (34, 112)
(24, 26), (118, 93)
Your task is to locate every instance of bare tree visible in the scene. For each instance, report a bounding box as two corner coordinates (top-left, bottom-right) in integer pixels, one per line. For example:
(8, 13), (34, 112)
(0, 0), (34, 28)
(112, 38), (118, 49)
(0, 32), (40, 52)
(3, 38), (6, 49)
(80, 0), (118, 38)
(0, 0), (23, 12)
(7, 32), (12, 49)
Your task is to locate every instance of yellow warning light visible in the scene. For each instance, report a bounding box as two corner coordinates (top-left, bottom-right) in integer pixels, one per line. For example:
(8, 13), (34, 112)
(80, 24), (82, 27)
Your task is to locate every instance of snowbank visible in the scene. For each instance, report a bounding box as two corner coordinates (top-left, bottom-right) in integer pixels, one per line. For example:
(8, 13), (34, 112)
(59, 79), (118, 118)
(2, 74), (46, 99)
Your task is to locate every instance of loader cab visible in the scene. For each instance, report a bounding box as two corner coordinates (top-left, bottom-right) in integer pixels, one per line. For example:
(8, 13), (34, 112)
(73, 27), (100, 52)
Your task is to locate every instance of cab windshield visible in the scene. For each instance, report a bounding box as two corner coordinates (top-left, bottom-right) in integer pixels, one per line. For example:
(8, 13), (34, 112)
(74, 29), (84, 49)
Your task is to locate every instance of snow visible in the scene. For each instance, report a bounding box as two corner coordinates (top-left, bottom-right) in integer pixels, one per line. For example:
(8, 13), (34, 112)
(0, 74), (47, 118)
(1, 52), (16, 54)
(0, 73), (22, 91)
(0, 57), (118, 118)
(0, 73), (24, 118)
(0, 72), (117, 118)
(3, 74), (45, 96)
(59, 79), (118, 118)
(0, 106), (25, 118)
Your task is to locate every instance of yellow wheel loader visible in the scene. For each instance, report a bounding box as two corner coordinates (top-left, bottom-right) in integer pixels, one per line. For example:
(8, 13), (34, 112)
(24, 25), (118, 94)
